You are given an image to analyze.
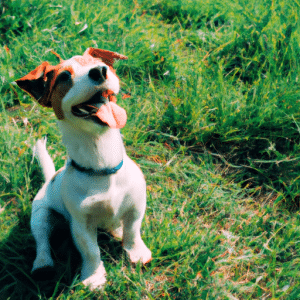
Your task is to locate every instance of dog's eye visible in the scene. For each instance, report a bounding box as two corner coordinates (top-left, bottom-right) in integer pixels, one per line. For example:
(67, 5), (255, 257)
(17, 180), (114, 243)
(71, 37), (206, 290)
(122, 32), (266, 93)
(57, 71), (71, 83)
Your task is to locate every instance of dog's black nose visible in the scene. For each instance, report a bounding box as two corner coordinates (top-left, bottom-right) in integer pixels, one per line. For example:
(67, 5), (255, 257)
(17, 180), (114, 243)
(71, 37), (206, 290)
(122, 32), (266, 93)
(88, 66), (107, 83)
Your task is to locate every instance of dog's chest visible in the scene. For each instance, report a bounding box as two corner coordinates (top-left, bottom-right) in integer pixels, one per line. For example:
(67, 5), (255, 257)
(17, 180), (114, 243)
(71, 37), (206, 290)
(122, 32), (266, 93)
(62, 169), (125, 226)
(80, 186), (124, 229)
(80, 191), (118, 214)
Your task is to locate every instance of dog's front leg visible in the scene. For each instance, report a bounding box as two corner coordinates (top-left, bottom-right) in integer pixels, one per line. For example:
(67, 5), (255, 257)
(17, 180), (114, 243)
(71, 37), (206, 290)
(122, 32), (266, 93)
(70, 218), (106, 290)
(122, 210), (152, 264)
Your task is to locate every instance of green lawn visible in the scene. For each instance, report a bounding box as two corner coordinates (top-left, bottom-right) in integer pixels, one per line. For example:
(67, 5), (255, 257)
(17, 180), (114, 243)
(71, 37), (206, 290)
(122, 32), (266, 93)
(1, 0), (300, 298)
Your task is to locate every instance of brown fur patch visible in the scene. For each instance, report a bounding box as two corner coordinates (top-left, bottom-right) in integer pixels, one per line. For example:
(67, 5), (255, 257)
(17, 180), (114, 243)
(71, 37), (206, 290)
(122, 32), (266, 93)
(15, 62), (57, 104)
(50, 78), (73, 120)
(84, 48), (127, 68)
(74, 55), (102, 67)
(16, 63), (74, 120)
(48, 66), (74, 119)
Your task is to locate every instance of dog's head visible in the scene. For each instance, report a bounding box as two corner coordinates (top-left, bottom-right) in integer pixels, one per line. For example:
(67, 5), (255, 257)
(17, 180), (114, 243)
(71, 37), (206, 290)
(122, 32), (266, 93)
(16, 48), (128, 130)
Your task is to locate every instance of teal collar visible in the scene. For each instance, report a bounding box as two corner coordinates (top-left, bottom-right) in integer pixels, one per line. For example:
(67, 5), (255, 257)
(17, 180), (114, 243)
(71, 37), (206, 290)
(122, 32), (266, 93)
(70, 159), (123, 175)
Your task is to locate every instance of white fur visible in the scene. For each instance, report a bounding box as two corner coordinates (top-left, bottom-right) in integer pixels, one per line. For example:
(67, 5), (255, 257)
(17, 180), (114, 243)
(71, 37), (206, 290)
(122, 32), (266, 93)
(31, 57), (151, 290)
(33, 137), (55, 181)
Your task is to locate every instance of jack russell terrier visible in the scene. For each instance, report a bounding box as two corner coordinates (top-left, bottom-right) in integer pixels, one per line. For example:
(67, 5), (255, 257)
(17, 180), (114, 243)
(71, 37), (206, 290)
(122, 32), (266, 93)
(16, 48), (152, 290)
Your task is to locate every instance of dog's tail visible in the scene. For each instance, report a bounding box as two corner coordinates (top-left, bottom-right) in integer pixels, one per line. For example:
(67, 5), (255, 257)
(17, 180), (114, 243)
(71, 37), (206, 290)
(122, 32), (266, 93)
(33, 138), (56, 182)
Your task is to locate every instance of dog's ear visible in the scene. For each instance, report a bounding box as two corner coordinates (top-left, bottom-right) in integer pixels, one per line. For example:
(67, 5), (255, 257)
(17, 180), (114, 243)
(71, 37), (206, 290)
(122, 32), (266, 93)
(16, 62), (56, 108)
(84, 48), (127, 68)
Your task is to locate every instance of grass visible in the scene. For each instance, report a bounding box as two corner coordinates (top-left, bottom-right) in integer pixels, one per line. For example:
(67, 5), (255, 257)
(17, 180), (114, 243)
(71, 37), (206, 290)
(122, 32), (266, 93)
(1, 0), (300, 298)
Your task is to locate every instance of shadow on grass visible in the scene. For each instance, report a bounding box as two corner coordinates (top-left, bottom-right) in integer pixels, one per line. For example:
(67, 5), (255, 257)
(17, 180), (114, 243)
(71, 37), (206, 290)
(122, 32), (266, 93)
(201, 136), (300, 210)
(0, 210), (123, 300)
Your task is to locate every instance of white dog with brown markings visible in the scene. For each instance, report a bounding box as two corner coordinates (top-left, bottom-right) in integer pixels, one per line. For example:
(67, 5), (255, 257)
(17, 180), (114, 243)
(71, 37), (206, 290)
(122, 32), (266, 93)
(16, 48), (151, 290)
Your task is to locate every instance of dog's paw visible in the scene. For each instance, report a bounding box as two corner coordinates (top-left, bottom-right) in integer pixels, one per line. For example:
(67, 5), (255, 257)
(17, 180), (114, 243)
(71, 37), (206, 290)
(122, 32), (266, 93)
(124, 243), (152, 265)
(110, 226), (123, 239)
(31, 265), (56, 281)
(31, 255), (55, 281)
(32, 254), (54, 272)
(81, 262), (107, 290)
(82, 275), (106, 291)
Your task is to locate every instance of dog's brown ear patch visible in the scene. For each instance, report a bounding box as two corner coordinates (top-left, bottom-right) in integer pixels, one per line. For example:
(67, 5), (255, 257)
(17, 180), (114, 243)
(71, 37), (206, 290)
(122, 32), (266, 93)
(49, 68), (74, 120)
(16, 62), (56, 108)
(16, 62), (74, 120)
(84, 48), (127, 68)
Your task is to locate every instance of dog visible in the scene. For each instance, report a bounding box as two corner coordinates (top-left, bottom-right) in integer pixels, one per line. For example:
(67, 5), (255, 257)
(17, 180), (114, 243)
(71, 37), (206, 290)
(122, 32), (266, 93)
(16, 48), (152, 290)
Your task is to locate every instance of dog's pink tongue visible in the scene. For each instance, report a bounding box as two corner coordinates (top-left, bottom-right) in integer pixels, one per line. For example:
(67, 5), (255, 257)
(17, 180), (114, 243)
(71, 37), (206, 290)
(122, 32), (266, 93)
(95, 102), (127, 129)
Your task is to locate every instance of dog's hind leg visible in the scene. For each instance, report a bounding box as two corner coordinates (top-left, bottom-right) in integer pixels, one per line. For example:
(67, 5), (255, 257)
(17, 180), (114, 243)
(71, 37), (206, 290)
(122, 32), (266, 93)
(31, 201), (55, 280)
(70, 218), (106, 290)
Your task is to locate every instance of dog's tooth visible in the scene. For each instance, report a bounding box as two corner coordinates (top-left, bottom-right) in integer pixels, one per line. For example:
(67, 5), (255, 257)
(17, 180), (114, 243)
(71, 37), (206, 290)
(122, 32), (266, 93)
(79, 107), (90, 114)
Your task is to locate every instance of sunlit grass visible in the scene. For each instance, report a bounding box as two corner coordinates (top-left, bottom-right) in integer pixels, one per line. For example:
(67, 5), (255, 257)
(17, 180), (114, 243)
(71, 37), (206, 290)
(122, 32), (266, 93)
(1, 0), (300, 298)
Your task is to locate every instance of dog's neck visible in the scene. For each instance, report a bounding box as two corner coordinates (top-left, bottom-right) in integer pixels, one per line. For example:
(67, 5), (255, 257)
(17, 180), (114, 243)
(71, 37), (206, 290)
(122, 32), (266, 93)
(58, 121), (125, 170)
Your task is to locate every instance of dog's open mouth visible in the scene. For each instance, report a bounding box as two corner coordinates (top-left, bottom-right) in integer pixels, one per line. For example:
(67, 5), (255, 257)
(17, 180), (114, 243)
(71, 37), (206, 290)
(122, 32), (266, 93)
(71, 91), (127, 129)
(71, 91), (106, 121)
